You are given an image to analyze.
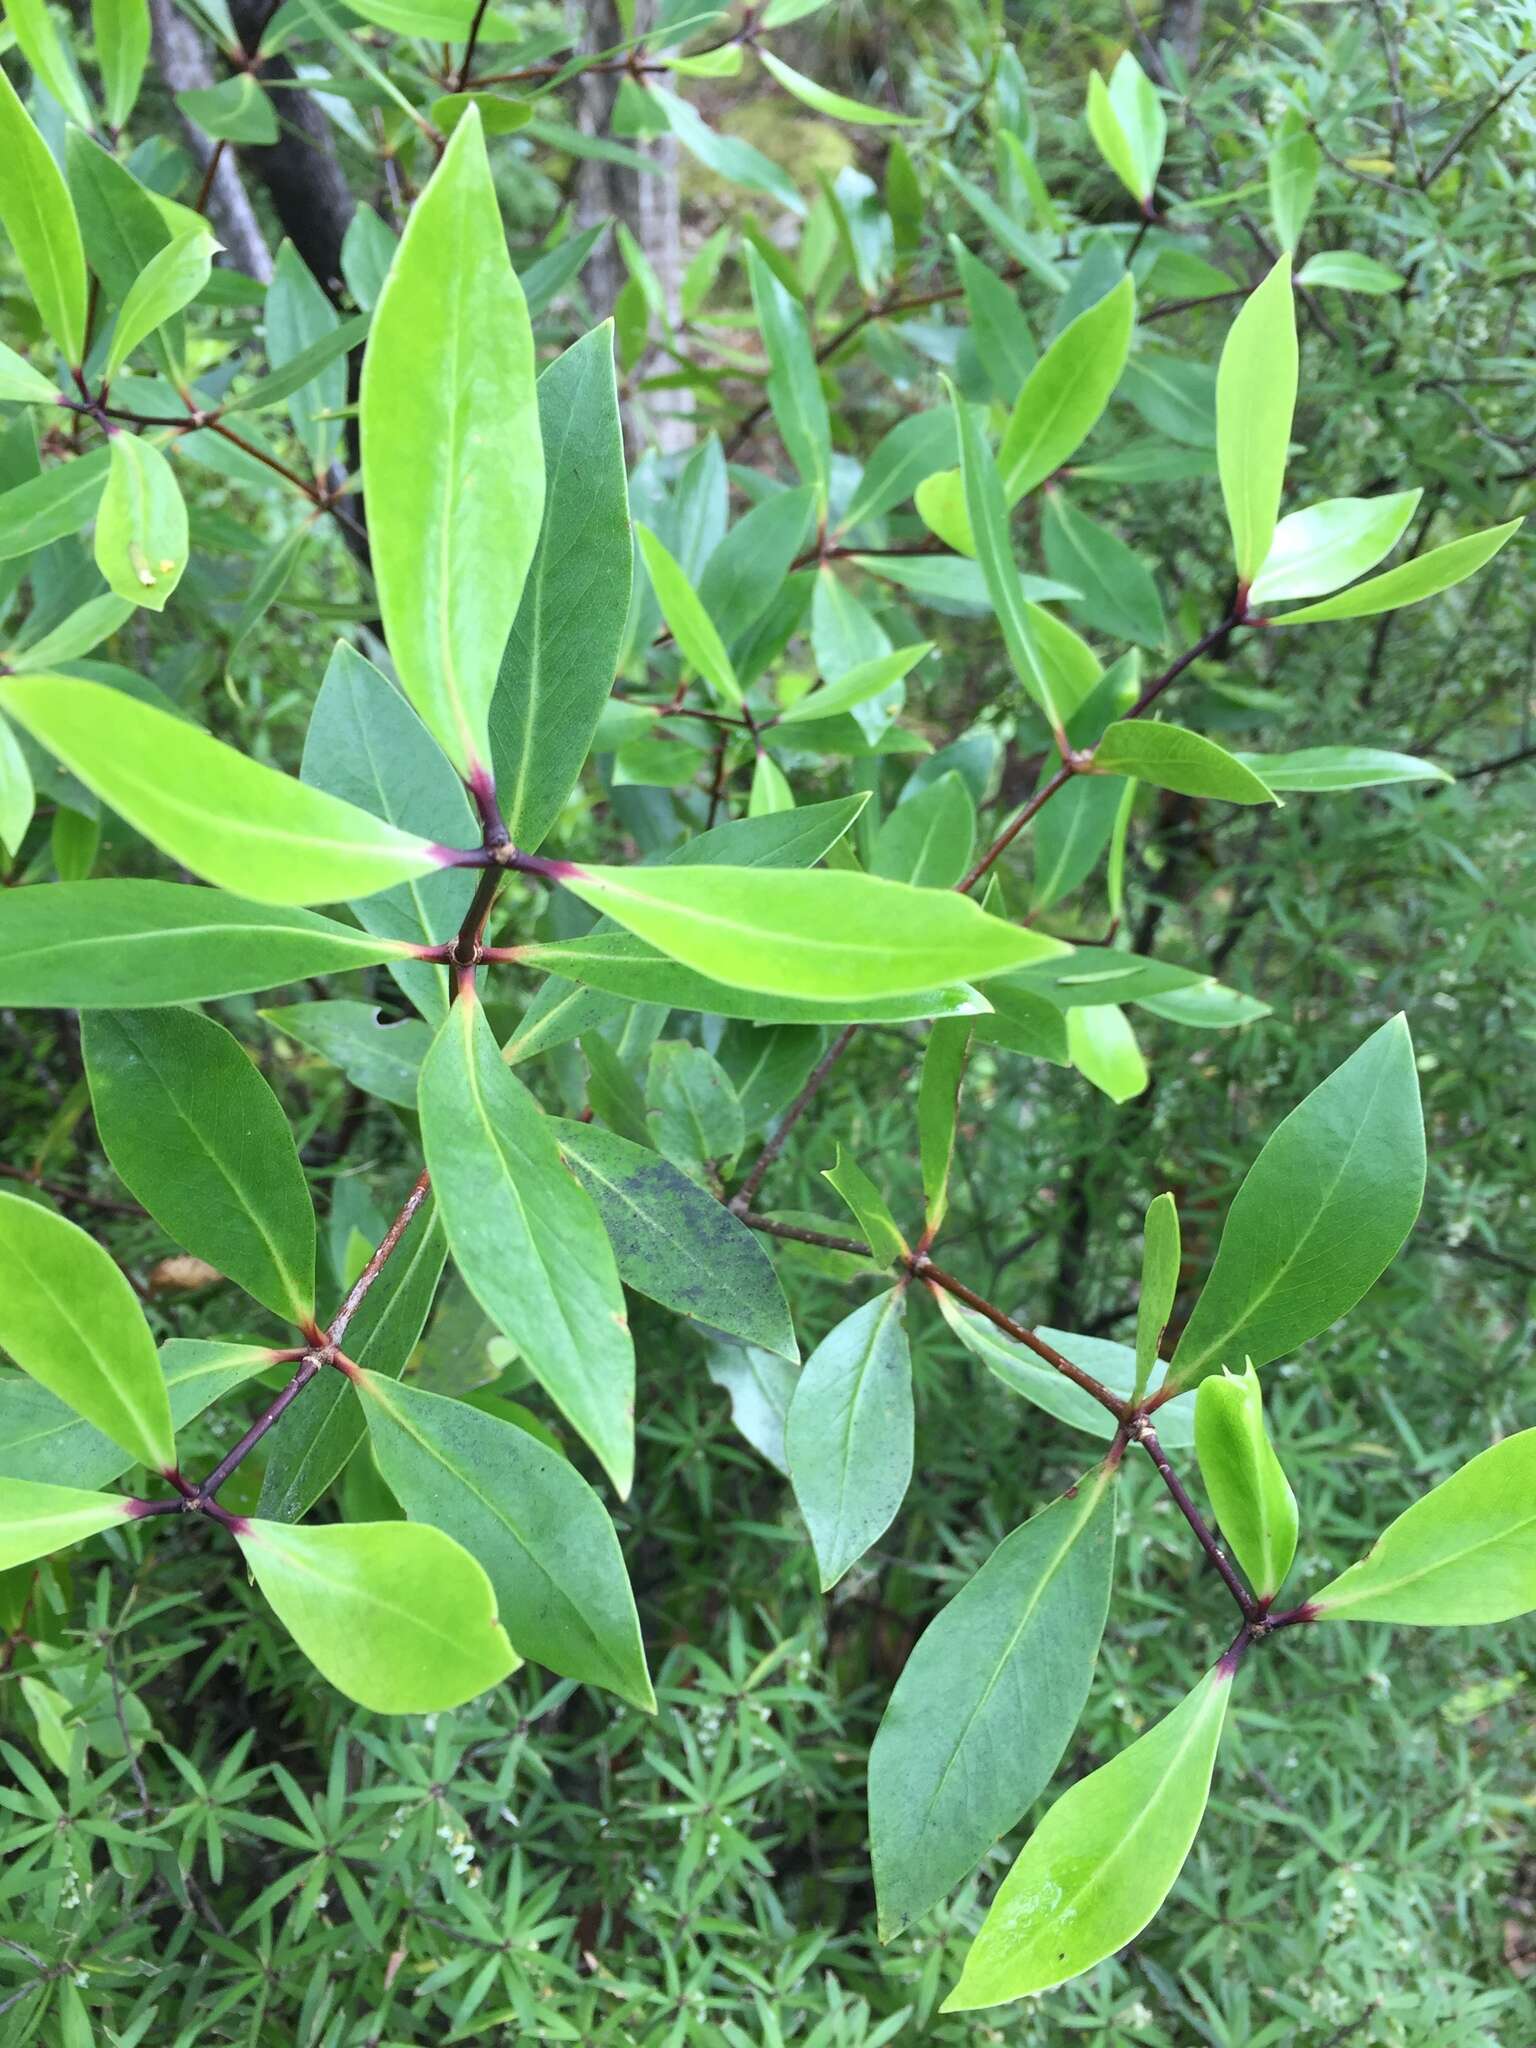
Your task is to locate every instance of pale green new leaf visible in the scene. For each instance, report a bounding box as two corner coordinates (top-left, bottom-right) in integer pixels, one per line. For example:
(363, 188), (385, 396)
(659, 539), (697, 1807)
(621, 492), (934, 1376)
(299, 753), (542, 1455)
(1249, 490), (1421, 604)
(0, 1191), (173, 1469)
(1296, 250), (1405, 294)
(0, 675), (443, 906)
(870, 1466), (1117, 1939)
(823, 1146), (907, 1267)
(1217, 256), (1297, 585)
(1195, 1362), (1297, 1598)
(785, 1286), (912, 1589)
(746, 245), (831, 506)
(757, 47), (912, 124)
(1263, 519), (1521, 623)
(636, 524), (740, 705)
(557, 861), (1067, 1002)
(359, 1372), (654, 1708)
(1067, 1002), (1148, 1103)
(237, 1517), (519, 1712)
(1085, 71), (1139, 201)
(4, 0), (91, 123)
(0, 713), (33, 853)
(999, 273), (1135, 499)
(1093, 721), (1280, 804)
(777, 642), (932, 725)
(1134, 1191), (1180, 1400)
(360, 107), (543, 777)
(92, 434), (188, 611)
(944, 1666), (1231, 2008)
(1313, 1430), (1536, 1625)
(0, 1479), (132, 1572)
(1170, 1017), (1425, 1388)
(93, 0), (151, 128)
(0, 337), (59, 404)
(0, 62), (88, 362)
(1236, 746), (1450, 792)
(104, 230), (215, 381)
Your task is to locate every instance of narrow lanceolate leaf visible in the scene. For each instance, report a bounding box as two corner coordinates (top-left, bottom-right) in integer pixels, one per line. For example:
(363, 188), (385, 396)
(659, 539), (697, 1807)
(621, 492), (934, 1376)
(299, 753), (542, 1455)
(785, 1286), (912, 1590)
(0, 1480), (133, 1572)
(1171, 1017), (1425, 1389)
(1313, 1431), (1536, 1626)
(553, 1119), (797, 1361)
(1216, 256), (1297, 586)
(0, 676), (443, 906)
(944, 1666), (1232, 2009)
(93, 0), (151, 129)
(999, 274), (1135, 500)
(1092, 722), (1279, 805)
(871, 771), (975, 889)
(1195, 1364), (1297, 1598)
(0, 445), (110, 560)
(236, 1518), (519, 1713)
(358, 1373), (654, 1708)
(360, 107), (543, 778)
(556, 862), (1068, 1002)
(1263, 518), (1522, 624)
(0, 336), (60, 404)
(870, 1465), (1117, 1940)
(93, 435), (188, 612)
(823, 1146), (907, 1268)
(1234, 746), (1450, 793)
(104, 230), (214, 381)
(0, 62), (88, 361)
(917, 1019), (971, 1237)
(757, 47), (913, 125)
(82, 1008), (317, 1327)
(262, 1000), (431, 1110)
(419, 996), (635, 1495)
(0, 881), (412, 1008)
(1067, 1002), (1148, 1103)
(746, 245), (831, 507)
(1134, 1191), (1180, 1400)
(491, 324), (631, 851)
(0, 1192), (173, 1470)
(1249, 489), (1421, 605)
(635, 524), (740, 705)
(777, 642), (932, 725)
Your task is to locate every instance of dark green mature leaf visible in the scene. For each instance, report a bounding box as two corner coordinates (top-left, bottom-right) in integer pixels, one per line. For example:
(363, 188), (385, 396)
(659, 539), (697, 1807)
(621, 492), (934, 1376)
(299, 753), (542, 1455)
(262, 1000), (432, 1109)
(870, 1466), (1117, 1938)
(0, 881), (411, 1008)
(1170, 1017), (1425, 1388)
(945, 1665), (1231, 2008)
(785, 1286), (912, 1589)
(949, 385), (1060, 728)
(491, 324), (632, 850)
(553, 1119), (797, 1360)
(359, 1372), (654, 1708)
(1314, 1430), (1536, 1625)
(237, 1517), (519, 1712)
(643, 1041), (743, 1179)
(917, 1019), (971, 1236)
(360, 107), (543, 778)
(265, 241), (344, 470)
(1093, 721), (1279, 804)
(0, 1192), (173, 1470)
(0, 676), (442, 906)
(420, 996), (635, 1495)
(697, 486), (815, 653)
(1043, 493), (1167, 649)
(82, 1008), (317, 1327)
(871, 771), (976, 886)
(302, 641), (476, 1020)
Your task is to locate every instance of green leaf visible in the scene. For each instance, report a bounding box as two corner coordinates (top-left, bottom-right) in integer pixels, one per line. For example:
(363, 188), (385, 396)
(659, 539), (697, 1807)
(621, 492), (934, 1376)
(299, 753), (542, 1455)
(262, 1000), (431, 1109)
(1092, 721), (1279, 804)
(0, 675), (443, 905)
(431, 89), (533, 135)
(104, 231), (214, 382)
(785, 1286), (912, 1589)
(92, 434), (188, 612)
(0, 52), (89, 361)
(823, 1146), (907, 1267)
(5, 0), (90, 124)
(1195, 1362), (1297, 1599)
(301, 641), (476, 1021)
(82, 1007), (317, 1327)
(553, 1119), (797, 1361)
(1216, 255), (1297, 586)
(10, 591), (132, 669)
(1067, 1002), (1148, 1103)
(360, 107), (543, 779)
(1170, 1017), (1425, 1389)
(1137, 981), (1271, 1030)
(0, 1480), (132, 1572)
(917, 1019), (971, 1236)
(236, 1517), (519, 1712)
(490, 324), (631, 851)
(0, 712), (34, 853)
(952, 239), (1036, 402)
(1042, 492), (1167, 650)
(1267, 108), (1320, 250)
(745, 245), (830, 506)
(871, 770), (975, 888)
(1236, 745), (1450, 792)
(636, 524), (740, 705)
(92, 0), (151, 129)
(944, 1666), (1232, 2008)
(1135, 1191), (1180, 1400)
(0, 446), (110, 561)
(650, 83), (804, 217)
(556, 861), (1068, 1002)
(222, 314), (369, 422)
(174, 74), (278, 143)
(419, 996), (635, 1494)
(643, 1040), (743, 1179)
(839, 410), (957, 532)
(777, 642), (932, 726)
(1296, 250), (1406, 295)
(1249, 490), (1422, 605)
(0, 880), (412, 1008)
(870, 1466), (1117, 1939)
(264, 240), (344, 471)
(0, 1191), (173, 1469)
(0, 336), (60, 404)
(936, 1295), (1195, 1446)
(1084, 71), (1138, 202)
(999, 275), (1135, 499)
(949, 384), (1061, 729)
(357, 1371), (651, 1706)
(757, 47), (911, 124)
(1263, 519), (1522, 623)
(1313, 1430), (1536, 1625)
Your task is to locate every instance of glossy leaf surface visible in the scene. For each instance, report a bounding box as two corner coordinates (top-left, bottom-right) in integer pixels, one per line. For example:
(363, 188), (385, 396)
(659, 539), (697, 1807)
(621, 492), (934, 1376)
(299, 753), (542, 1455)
(785, 1286), (912, 1589)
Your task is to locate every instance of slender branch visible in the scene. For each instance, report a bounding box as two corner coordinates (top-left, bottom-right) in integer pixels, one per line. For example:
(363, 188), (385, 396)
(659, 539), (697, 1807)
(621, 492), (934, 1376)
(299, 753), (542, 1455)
(728, 1025), (858, 1214)
(958, 761), (1074, 895)
(916, 1260), (1127, 1418)
(328, 1167), (432, 1345)
(1137, 1421), (1258, 1621)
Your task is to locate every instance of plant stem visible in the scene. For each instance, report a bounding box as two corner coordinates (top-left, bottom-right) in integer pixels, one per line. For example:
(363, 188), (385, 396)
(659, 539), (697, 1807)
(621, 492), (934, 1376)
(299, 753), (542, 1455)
(1137, 1421), (1258, 1622)
(728, 1025), (858, 1214)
